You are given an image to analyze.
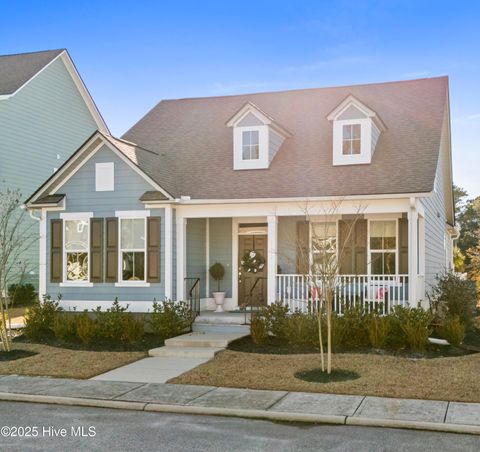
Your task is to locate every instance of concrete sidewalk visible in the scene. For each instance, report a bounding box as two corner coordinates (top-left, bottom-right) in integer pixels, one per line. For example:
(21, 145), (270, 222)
(0, 375), (479, 435)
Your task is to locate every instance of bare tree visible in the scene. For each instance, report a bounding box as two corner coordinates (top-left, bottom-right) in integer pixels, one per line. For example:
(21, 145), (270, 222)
(0, 187), (37, 351)
(281, 200), (364, 374)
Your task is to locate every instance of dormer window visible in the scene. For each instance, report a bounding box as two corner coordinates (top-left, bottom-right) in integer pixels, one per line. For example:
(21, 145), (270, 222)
(242, 130), (260, 160)
(342, 124), (361, 155)
(328, 95), (386, 166)
(227, 102), (291, 170)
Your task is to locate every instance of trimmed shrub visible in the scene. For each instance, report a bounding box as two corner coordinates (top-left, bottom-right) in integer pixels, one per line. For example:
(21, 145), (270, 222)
(340, 305), (369, 349)
(262, 301), (289, 341)
(8, 283), (36, 306)
(391, 306), (433, 352)
(429, 272), (477, 329)
(53, 313), (77, 342)
(282, 312), (318, 348)
(438, 315), (465, 346)
(123, 315), (145, 344)
(250, 314), (268, 345)
(23, 295), (62, 340)
(150, 300), (196, 339)
(94, 299), (130, 341)
(368, 314), (391, 349)
(76, 313), (98, 345)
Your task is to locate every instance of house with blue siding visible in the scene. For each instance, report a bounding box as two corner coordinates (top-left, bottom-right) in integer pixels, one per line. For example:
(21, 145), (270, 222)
(25, 77), (455, 314)
(0, 49), (108, 286)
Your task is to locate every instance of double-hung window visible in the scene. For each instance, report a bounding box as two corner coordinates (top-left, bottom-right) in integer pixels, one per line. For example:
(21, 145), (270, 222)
(342, 124), (361, 155)
(369, 220), (397, 275)
(242, 130), (260, 160)
(120, 218), (146, 282)
(64, 219), (89, 282)
(311, 222), (337, 273)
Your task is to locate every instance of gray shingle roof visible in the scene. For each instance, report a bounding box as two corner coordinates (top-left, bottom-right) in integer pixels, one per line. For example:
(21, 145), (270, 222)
(0, 49), (64, 96)
(123, 76), (448, 200)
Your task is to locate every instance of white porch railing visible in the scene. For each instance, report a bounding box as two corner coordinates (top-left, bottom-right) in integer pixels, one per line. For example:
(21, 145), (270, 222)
(276, 274), (410, 315)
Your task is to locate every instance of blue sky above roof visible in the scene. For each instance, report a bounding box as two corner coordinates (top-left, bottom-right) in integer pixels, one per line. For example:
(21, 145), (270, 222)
(1, 0), (478, 196)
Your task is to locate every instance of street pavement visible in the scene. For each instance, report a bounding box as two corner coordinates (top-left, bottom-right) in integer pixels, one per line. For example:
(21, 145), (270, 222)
(0, 401), (478, 451)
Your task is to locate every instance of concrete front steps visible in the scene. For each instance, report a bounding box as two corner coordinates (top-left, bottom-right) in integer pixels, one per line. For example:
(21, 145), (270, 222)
(149, 331), (248, 359)
(192, 311), (250, 334)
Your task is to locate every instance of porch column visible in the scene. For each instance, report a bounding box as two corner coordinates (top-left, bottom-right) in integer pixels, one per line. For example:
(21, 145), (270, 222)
(176, 216), (187, 302)
(408, 199), (419, 306)
(267, 215), (278, 305)
(164, 205), (173, 300)
(39, 209), (47, 300)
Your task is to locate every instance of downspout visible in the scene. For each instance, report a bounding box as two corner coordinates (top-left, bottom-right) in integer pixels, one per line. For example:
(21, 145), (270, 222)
(26, 207), (46, 301)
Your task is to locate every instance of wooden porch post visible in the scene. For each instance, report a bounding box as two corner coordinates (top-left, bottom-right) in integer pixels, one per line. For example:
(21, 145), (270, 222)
(408, 198), (419, 306)
(176, 216), (187, 302)
(267, 215), (278, 305)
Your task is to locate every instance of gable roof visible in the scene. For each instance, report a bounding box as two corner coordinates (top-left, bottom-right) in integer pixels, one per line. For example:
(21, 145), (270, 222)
(25, 131), (173, 206)
(0, 49), (108, 133)
(0, 49), (63, 96)
(122, 76), (449, 200)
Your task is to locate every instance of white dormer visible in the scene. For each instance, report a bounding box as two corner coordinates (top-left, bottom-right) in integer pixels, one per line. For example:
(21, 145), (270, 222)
(327, 95), (386, 166)
(227, 102), (291, 170)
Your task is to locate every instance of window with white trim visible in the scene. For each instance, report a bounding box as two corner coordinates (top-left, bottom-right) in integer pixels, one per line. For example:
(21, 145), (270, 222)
(369, 220), (397, 275)
(120, 218), (146, 281)
(311, 222), (337, 273)
(64, 219), (89, 281)
(242, 130), (260, 160)
(342, 124), (361, 155)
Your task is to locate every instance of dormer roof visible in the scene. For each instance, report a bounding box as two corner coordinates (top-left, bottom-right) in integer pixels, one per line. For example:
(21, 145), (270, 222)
(226, 101), (292, 137)
(327, 94), (387, 131)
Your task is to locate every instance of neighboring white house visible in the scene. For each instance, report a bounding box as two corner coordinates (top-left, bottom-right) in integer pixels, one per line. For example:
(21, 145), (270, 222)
(26, 76), (455, 313)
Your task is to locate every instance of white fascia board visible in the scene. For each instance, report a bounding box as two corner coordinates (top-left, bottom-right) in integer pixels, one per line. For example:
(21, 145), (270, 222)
(145, 192), (433, 207)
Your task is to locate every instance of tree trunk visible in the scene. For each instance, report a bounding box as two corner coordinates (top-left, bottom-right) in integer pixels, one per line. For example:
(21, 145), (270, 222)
(317, 300), (325, 372)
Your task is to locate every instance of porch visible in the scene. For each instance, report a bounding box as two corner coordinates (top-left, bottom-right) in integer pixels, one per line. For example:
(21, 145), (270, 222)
(171, 197), (427, 315)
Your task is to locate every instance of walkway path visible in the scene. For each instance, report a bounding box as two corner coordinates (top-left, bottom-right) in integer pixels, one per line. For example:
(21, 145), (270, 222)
(0, 375), (478, 435)
(92, 331), (247, 384)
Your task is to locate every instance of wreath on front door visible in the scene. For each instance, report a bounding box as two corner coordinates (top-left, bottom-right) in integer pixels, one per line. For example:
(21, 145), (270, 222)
(240, 250), (265, 274)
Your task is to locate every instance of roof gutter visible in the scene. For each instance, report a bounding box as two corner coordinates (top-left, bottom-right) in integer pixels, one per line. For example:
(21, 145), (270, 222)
(142, 192), (433, 206)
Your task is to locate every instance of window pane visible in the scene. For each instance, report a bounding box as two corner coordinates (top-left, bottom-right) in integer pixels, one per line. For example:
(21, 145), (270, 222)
(66, 252), (88, 281)
(342, 140), (351, 155)
(65, 220), (88, 251)
(351, 139), (361, 154)
(343, 124), (352, 139)
(250, 130), (259, 145)
(352, 124), (361, 139)
(312, 222), (336, 252)
(122, 251), (145, 281)
(384, 252), (396, 274)
(371, 252), (384, 275)
(370, 220), (396, 249)
(252, 144), (259, 159)
(121, 219), (145, 249)
(370, 237), (383, 249)
(242, 131), (251, 146)
(134, 252), (145, 280)
(242, 147), (250, 160)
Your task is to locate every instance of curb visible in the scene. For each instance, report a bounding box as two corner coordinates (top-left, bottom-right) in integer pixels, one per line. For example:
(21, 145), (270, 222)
(0, 392), (479, 435)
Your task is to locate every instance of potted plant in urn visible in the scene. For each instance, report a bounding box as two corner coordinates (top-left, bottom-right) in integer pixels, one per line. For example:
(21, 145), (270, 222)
(209, 262), (226, 312)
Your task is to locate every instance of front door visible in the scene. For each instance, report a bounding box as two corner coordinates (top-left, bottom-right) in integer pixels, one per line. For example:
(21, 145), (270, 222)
(238, 234), (268, 307)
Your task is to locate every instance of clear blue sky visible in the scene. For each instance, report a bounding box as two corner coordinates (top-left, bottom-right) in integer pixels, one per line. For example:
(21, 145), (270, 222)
(2, 1), (479, 197)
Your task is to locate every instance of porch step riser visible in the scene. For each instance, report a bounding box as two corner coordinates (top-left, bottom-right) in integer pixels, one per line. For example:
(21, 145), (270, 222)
(149, 346), (222, 358)
(192, 323), (250, 334)
(164, 339), (231, 348)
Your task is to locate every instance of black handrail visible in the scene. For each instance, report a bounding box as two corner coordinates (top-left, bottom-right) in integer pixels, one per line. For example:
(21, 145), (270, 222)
(185, 277), (201, 315)
(242, 276), (267, 324)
